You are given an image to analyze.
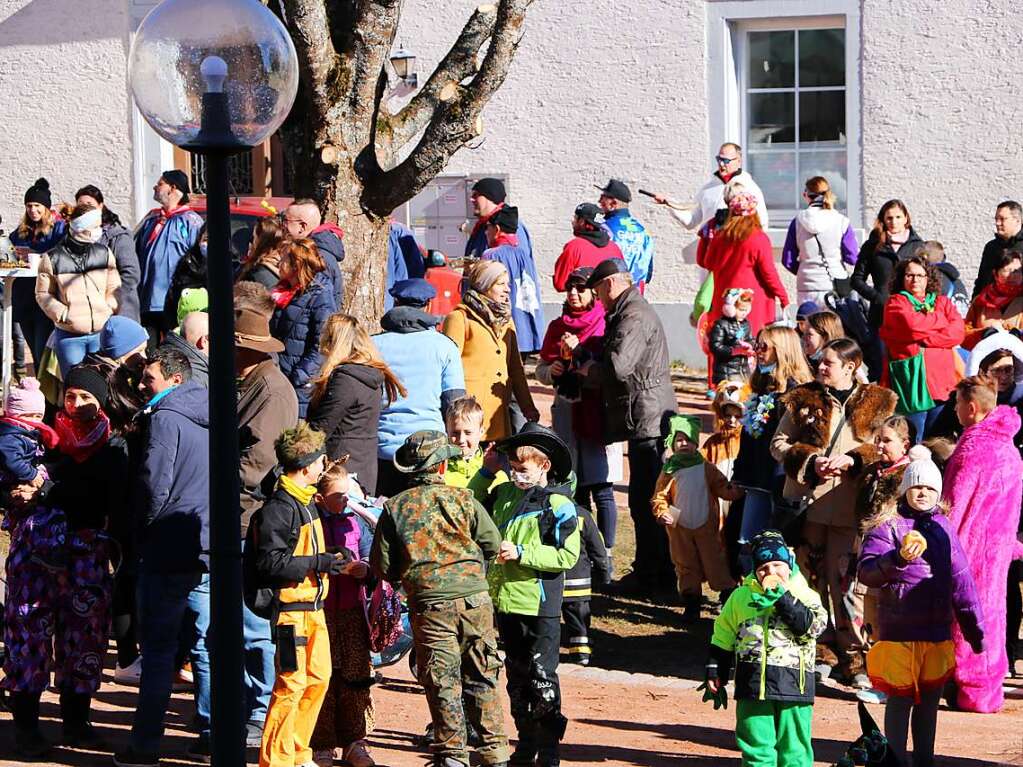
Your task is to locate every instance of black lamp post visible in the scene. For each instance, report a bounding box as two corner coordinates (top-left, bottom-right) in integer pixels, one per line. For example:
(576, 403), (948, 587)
(128, 2), (298, 764)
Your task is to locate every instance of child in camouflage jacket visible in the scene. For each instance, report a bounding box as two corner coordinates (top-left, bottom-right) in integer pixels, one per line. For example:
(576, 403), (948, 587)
(704, 530), (827, 767)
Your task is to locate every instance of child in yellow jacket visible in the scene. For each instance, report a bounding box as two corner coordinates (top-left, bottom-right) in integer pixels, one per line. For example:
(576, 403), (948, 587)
(653, 402), (743, 622)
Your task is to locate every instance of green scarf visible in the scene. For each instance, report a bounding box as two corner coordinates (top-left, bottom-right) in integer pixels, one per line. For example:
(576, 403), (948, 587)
(899, 291), (936, 313)
(278, 474), (317, 506)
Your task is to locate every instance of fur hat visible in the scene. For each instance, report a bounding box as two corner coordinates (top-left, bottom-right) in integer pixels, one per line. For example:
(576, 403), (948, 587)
(713, 381), (746, 418)
(898, 445), (942, 496)
(275, 421), (326, 473)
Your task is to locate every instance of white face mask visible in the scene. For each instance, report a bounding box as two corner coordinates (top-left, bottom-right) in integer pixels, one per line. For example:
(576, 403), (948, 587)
(81, 227), (103, 244)
(509, 467), (545, 490)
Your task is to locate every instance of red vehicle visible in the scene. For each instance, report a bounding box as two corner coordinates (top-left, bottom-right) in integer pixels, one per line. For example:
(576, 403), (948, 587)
(189, 195), (464, 316)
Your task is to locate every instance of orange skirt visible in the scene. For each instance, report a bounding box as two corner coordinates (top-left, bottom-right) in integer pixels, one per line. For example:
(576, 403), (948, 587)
(866, 640), (955, 703)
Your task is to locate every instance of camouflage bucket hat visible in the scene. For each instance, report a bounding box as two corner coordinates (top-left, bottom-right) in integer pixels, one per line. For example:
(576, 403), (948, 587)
(393, 430), (462, 474)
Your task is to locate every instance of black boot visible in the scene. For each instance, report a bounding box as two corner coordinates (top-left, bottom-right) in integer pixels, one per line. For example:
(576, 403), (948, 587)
(60, 691), (106, 749)
(680, 594), (702, 624)
(9, 691), (50, 757)
(509, 720), (538, 766)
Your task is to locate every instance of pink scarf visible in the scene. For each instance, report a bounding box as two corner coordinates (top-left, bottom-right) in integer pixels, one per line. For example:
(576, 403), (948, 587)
(540, 303), (606, 362)
(53, 410), (111, 463)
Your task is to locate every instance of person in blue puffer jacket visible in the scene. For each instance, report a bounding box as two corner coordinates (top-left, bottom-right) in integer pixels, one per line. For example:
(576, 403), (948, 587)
(269, 238), (338, 417)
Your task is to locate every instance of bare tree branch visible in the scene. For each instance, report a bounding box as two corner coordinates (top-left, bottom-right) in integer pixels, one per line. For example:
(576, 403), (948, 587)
(361, 0), (531, 216)
(381, 4), (499, 151)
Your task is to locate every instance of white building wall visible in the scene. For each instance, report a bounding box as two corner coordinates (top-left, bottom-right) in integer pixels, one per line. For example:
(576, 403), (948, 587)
(396, 0), (712, 305)
(0, 0), (134, 228)
(860, 0), (1023, 273)
(400, 0), (1023, 306)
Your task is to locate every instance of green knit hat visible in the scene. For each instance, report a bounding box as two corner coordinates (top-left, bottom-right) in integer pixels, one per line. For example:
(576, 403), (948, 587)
(176, 287), (209, 325)
(665, 414), (701, 452)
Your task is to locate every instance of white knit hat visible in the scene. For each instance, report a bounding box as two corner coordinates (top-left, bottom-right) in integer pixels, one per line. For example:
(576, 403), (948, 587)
(898, 445), (943, 496)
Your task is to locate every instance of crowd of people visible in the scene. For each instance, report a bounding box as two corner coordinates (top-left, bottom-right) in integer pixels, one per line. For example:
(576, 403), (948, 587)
(0, 150), (1020, 767)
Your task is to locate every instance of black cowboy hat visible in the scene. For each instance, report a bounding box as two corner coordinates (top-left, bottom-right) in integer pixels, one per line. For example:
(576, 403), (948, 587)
(496, 422), (573, 483)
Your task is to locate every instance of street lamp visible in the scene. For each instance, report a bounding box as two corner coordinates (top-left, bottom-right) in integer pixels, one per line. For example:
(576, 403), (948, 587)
(390, 45), (418, 87)
(128, 1), (298, 764)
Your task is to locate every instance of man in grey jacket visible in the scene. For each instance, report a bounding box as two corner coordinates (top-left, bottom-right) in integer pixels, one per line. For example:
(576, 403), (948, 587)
(579, 258), (677, 598)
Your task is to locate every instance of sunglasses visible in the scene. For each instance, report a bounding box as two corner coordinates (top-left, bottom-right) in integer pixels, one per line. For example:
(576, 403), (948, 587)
(566, 284), (590, 294)
(716, 155), (738, 164)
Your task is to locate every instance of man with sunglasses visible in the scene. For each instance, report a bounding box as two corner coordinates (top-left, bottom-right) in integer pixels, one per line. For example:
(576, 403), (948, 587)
(653, 142), (769, 232)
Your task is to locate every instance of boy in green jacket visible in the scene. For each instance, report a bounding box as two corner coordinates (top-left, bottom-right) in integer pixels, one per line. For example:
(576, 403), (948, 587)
(704, 530), (827, 767)
(469, 423), (580, 767)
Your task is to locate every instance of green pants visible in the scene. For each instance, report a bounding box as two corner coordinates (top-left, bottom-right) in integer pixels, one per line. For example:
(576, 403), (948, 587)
(735, 700), (813, 767)
(410, 593), (509, 766)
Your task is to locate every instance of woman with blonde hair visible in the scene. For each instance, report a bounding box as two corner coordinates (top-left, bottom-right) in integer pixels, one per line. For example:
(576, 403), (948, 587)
(307, 314), (406, 494)
(731, 325), (813, 559)
(782, 176), (859, 305)
(442, 259), (539, 441)
(699, 192), (790, 335)
(269, 237), (337, 416)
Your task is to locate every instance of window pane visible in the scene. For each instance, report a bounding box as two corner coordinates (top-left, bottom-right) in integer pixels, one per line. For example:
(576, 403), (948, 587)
(748, 31), (795, 89)
(799, 91), (845, 147)
(749, 92), (795, 147)
(799, 151), (848, 211)
(799, 29), (845, 87)
(747, 152), (798, 212)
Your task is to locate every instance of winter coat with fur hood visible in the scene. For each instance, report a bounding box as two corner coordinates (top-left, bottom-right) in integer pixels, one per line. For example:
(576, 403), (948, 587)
(771, 382), (898, 528)
(942, 404), (1023, 713)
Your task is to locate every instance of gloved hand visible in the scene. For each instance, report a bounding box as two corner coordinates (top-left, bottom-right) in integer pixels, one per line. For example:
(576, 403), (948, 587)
(748, 585), (786, 613)
(696, 680), (728, 710)
(965, 629), (984, 655)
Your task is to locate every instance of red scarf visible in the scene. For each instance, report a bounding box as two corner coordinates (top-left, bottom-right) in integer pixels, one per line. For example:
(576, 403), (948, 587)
(540, 303), (606, 363)
(879, 454), (910, 477)
(469, 203), (519, 247)
(487, 231), (518, 249)
(973, 279), (1023, 314)
(146, 205), (193, 245)
(53, 410), (110, 463)
(271, 281), (300, 308)
(0, 415), (59, 449)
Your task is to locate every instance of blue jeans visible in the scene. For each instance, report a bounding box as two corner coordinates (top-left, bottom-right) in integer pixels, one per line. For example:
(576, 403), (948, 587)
(242, 541), (275, 724)
(132, 571), (211, 753)
(906, 403), (945, 444)
(576, 482), (617, 548)
(738, 489), (775, 575)
(51, 328), (101, 378)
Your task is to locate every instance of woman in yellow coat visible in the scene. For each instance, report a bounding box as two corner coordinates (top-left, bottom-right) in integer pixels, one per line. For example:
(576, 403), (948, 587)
(443, 260), (539, 441)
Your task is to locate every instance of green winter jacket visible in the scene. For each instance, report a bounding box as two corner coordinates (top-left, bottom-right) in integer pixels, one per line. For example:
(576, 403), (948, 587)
(708, 568), (827, 704)
(469, 472), (580, 617)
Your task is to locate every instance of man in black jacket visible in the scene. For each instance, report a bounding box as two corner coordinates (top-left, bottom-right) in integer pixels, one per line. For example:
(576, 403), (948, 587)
(577, 258), (677, 598)
(974, 201), (1023, 297)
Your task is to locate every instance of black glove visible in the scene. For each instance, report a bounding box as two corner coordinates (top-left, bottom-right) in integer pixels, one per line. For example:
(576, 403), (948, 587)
(316, 553), (348, 574)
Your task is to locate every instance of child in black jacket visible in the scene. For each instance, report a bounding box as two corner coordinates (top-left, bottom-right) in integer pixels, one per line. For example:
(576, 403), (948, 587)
(561, 504), (610, 665)
(709, 288), (755, 384)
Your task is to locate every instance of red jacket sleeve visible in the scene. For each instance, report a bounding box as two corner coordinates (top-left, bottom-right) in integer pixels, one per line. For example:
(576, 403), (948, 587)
(552, 241), (577, 292)
(751, 236), (790, 307)
(880, 295), (965, 349)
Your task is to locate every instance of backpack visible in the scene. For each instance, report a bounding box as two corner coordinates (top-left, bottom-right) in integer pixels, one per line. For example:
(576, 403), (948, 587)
(366, 579), (404, 653)
(242, 516), (279, 621)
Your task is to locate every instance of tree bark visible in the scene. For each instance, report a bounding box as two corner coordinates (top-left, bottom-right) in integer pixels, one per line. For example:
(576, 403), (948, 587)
(279, 0), (534, 327)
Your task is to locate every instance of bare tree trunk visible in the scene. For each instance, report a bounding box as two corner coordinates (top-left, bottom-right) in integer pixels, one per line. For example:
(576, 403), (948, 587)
(280, 0), (535, 327)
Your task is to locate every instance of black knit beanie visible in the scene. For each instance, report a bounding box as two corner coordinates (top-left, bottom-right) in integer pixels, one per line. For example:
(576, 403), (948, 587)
(24, 178), (51, 208)
(490, 205), (518, 233)
(65, 365), (110, 407)
(161, 169), (191, 203)
(472, 177), (506, 204)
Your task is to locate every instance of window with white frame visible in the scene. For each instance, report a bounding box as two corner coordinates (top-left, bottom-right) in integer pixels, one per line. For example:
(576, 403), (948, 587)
(737, 20), (849, 220)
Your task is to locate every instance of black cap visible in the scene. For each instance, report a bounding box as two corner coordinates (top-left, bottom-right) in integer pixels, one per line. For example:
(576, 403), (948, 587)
(595, 178), (632, 203)
(490, 205), (518, 233)
(24, 178), (51, 208)
(161, 169), (191, 196)
(566, 266), (594, 288)
(472, 177), (506, 204)
(65, 364), (109, 407)
(585, 258), (629, 289)
(574, 202), (602, 228)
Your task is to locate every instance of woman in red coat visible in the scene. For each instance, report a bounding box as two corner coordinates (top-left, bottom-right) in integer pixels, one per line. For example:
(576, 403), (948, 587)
(880, 253), (966, 441)
(699, 192), (789, 335)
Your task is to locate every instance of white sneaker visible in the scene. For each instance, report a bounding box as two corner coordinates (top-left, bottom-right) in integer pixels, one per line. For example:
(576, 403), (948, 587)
(343, 740), (375, 767)
(114, 657), (142, 686)
(311, 749), (335, 767)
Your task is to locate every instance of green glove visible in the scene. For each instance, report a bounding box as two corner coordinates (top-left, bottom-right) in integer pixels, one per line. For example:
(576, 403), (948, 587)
(748, 585), (786, 613)
(696, 681), (728, 710)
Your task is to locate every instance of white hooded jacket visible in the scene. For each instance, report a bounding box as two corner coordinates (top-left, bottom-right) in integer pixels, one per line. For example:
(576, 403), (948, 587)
(787, 206), (852, 295)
